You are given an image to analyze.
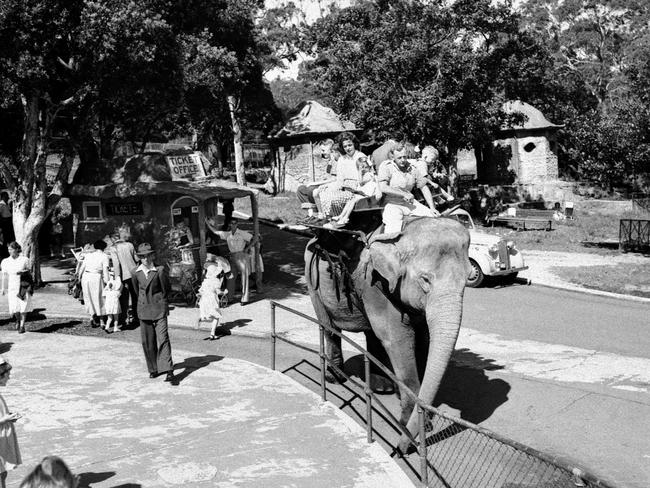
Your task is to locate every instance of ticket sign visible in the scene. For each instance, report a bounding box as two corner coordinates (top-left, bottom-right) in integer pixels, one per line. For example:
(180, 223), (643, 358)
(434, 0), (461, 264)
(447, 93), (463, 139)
(105, 202), (143, 216)
(165, 153), (206, 180)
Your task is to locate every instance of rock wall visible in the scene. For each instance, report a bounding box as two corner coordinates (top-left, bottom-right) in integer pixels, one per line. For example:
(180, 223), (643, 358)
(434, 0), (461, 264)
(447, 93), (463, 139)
(512, 136), (558, 183)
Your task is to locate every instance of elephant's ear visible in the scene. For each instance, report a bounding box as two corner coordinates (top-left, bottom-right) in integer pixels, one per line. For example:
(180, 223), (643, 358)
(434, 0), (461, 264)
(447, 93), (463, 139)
(368, 242), (403, 293)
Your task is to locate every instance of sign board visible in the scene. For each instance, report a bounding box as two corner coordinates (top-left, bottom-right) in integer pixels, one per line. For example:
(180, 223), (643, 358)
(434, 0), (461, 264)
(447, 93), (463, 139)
(191, 206), (199, 214)
(172, 208), (182, 216)
(165, 152), (207, 180)
(105, 202), (144, 216)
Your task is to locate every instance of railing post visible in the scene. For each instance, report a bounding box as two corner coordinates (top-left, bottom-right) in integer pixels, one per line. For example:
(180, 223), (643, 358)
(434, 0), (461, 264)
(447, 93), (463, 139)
(318, 323), (327, 401)
(418, 405), (429, 488)
(270, 302), (276, 371)
(364, 355), (373, 444)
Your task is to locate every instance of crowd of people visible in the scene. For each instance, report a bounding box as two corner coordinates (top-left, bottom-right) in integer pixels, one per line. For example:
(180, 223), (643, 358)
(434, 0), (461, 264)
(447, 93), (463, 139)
(295, 132), (456, 233)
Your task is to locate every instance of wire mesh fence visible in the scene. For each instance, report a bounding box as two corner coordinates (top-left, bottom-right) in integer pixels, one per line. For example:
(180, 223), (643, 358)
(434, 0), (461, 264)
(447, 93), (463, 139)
(269, 301), (616, 488)
(420, 406), (607, 488)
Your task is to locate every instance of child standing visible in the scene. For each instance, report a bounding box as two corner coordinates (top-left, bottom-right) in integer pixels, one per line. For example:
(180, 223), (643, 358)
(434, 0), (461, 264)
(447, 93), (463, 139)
(0, 358), (21, 488)
(102, 276), (122, 334)
(197, 261), (227, 340)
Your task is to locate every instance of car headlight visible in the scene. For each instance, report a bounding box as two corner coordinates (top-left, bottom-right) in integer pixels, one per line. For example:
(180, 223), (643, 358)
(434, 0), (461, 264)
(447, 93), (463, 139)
(507, 240), (516, 250)
(488, 243), (499, 257)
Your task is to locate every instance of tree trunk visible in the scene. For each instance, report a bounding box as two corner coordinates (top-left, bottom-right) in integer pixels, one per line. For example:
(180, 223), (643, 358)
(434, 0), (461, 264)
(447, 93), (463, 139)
(227, 94), (246, 186)
(12, 204), (46, 285)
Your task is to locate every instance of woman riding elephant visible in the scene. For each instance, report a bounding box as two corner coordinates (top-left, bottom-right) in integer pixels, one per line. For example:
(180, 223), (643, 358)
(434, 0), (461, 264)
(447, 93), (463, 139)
(305, 215), (470, 453)
(317, 132), (367, 219)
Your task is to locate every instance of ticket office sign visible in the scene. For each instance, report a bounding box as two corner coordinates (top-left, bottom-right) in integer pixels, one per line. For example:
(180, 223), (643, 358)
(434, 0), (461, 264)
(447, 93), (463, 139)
(165, 153), (207, 180)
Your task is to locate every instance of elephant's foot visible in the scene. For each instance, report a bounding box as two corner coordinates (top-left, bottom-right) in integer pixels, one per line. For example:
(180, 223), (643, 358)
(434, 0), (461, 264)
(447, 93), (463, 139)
(396, 435), (416, 456)
(325, 365), (347, 384)
(369, 374), (395, 395)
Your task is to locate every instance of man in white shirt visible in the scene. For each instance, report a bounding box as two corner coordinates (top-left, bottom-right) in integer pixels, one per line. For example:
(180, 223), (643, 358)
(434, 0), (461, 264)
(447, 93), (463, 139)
(110, 229), (140, 327)
(214, 220), (255, 305)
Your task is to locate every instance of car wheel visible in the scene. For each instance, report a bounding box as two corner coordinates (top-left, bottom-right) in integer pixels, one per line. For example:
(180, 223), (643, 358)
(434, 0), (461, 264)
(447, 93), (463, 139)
(466, 259), (484, 288)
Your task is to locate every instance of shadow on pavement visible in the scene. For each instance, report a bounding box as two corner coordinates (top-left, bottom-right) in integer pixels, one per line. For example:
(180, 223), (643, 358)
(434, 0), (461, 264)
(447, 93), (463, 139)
(213, 319), (252, 336)
(0, 342), (13, 354)
(0, 317), (15, 327)
(32, 319), (83, 333)
(27, 308), (48, 322)
(172, 354), (223, 384)
(343, 347), (510, 425)
(77, 471), (116, 486)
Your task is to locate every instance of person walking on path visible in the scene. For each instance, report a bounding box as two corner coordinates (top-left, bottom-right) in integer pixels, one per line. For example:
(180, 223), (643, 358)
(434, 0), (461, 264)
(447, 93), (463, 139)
(212, 220), (255, 305)
(0, 358), (21, 488)
(49, 216), (65, 259)
(131, 243), (175, 383)
(197, 260), (227, 340)
(109, 229), (139, 328)
(78, 240), (109, 328)
(0, 242), (33, 334)
(102, 275), (122, 334)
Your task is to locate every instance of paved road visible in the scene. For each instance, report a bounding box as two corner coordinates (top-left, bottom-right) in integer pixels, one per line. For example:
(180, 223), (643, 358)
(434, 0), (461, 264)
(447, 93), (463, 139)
(25, 222), (650, 487)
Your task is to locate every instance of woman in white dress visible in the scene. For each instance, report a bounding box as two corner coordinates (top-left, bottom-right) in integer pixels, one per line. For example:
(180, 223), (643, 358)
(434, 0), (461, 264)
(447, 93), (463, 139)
(78, 240), (110, 327)
(0, 242), (32, 334)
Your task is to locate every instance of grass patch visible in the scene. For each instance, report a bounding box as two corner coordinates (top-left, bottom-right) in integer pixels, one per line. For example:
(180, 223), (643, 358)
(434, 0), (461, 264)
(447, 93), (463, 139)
(234, 190), (650, 297)
(553, 263), (650, 298)
(235, 191), (304, 223)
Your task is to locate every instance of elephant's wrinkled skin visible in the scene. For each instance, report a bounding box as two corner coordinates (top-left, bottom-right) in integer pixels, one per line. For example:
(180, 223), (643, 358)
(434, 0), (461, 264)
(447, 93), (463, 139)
(305, 217), (470, 452)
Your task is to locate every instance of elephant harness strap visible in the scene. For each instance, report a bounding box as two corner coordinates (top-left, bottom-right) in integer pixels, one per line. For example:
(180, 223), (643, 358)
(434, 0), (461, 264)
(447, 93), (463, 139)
(312, 244), (356, 313)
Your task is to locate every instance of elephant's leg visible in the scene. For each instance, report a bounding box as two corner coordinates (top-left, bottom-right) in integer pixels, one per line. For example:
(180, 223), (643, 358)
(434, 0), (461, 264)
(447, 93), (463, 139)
(324, 329), (347, 384)
(364, 330), (395, 395)
(305, 255), (347, 384)
(363, 286), (421, 425)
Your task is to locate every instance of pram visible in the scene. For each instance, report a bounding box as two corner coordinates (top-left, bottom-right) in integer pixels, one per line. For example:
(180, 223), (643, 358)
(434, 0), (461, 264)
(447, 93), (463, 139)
(167, 246), (199, 306)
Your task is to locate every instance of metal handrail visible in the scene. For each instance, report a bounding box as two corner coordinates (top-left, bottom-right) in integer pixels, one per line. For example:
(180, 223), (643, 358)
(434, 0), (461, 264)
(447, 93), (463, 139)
(269, 301), (417, 447)
(269, 300), (617, 488)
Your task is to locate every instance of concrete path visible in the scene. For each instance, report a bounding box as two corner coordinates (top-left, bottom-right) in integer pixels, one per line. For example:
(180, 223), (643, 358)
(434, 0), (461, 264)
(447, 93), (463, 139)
(0, 334), (413, 488)
(8, 252), (649, 487)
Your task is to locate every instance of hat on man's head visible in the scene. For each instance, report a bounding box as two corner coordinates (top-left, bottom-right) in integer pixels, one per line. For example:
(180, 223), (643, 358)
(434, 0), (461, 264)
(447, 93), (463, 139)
(136, 243), (155, 256)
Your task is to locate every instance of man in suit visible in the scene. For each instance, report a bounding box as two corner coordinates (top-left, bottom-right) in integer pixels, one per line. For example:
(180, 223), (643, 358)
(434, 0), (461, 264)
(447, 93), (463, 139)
(131, 243), (175, 383)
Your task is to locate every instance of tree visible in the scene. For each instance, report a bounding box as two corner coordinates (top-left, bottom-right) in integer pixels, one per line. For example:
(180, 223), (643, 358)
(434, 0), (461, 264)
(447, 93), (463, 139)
(0, 0), (183, 280)
(520, 0), (650, 108)
(165, 0), (281, 185)
(300, 0), (548, 155)
(519, 0), (650, 188)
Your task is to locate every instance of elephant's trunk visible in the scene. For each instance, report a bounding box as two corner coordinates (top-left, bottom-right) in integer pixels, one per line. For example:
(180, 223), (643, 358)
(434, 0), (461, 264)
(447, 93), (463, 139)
(399, 287), (464, 452)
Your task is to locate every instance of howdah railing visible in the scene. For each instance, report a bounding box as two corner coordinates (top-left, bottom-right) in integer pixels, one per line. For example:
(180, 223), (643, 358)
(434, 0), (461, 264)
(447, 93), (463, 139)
(269, 300), (617, 488)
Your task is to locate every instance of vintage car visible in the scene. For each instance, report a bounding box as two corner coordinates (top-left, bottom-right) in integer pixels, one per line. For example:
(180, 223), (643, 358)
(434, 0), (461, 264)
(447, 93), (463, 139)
(446, 209), (528, 287)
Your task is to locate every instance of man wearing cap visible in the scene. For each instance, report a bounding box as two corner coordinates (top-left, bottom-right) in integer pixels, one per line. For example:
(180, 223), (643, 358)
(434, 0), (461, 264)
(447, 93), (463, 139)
(131, 243), (175, 383)
(377, 147), (438, 235)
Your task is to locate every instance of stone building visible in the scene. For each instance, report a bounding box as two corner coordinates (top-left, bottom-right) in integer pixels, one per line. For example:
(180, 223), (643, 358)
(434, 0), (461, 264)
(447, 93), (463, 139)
(270, 100), (361, 192)
(457, 100), (563, 185)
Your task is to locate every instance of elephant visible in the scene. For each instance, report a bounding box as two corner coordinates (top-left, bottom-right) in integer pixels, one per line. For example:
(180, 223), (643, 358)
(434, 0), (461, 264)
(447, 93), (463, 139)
(304, 215), (470, 452)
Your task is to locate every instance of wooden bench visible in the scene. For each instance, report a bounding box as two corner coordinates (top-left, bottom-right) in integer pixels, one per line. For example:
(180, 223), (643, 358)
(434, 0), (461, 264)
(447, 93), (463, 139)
(488, 208), (554, 231)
